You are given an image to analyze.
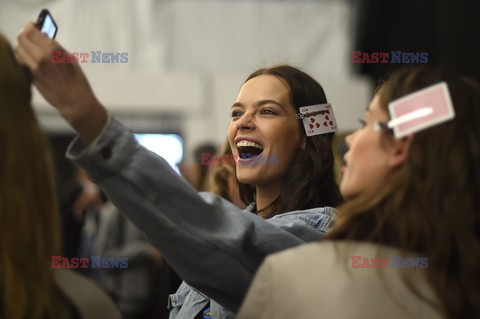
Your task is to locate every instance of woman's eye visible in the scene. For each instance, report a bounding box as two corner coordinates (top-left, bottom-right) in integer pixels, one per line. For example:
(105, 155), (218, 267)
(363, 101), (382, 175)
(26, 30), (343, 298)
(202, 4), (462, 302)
(358, 119), (367, 128)
(260, 109), (276, 115)
(231, 110), (243, 118)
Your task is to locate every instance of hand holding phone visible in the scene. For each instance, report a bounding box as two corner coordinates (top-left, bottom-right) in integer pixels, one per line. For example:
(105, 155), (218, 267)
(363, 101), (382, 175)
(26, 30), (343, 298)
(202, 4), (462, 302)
(36, 9), (58, 39)
(16, 22), (108, 145)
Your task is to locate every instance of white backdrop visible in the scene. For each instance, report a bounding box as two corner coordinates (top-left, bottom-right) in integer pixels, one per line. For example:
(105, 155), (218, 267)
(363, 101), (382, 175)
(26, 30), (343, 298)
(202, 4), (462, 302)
(0, 0), (371, 160)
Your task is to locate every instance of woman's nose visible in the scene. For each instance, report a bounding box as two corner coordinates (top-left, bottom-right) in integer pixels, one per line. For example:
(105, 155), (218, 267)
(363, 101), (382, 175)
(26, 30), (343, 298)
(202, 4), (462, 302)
(236, 113), (255, 130)
(345, 131), (355, 148)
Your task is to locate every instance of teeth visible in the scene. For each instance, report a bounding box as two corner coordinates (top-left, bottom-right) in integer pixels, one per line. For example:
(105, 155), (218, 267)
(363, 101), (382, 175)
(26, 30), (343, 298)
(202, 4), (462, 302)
(236, 140), (263, 149)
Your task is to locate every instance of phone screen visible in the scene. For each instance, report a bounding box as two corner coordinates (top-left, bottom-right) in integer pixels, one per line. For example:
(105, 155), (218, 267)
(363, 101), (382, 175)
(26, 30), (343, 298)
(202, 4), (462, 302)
(41, 14), (57, 38)
(37, 10), (58, 39)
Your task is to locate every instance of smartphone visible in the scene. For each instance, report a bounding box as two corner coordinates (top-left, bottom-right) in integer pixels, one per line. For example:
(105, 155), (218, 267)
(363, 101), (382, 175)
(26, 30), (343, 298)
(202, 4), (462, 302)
(36, 9), (58, 39)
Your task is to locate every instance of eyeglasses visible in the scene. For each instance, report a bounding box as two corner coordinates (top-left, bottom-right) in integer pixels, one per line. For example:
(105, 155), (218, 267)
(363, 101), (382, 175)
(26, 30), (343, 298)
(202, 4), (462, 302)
(373, 121), (392, 133)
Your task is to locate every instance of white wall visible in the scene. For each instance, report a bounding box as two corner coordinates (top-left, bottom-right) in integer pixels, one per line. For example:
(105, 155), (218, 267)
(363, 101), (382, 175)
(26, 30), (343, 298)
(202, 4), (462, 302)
(0, 0), (372, 162)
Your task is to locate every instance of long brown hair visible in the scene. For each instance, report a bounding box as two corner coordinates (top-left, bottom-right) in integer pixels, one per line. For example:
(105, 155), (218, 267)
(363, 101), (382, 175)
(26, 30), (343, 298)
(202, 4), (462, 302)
(237, 65), (343, 217)
(208, 140), (246, 208)
(0, 34), (69, 319)
(327, 67), (480, 318)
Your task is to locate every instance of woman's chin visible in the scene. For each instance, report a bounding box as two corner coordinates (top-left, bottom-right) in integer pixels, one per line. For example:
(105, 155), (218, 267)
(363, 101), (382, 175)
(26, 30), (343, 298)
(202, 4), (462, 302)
(339, 184), (362, 200)
(339, 183), (353, 199)
(236, 170), (261, 185)
(236, 175), (257, 185)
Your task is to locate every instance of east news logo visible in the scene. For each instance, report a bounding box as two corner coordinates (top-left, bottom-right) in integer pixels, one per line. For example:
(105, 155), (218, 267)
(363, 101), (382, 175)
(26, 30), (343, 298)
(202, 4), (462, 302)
(352, 51), (428, 64)
(51, 256), (128, 269)
(201, 153), (279, 166)
(351, 256), (428, 268)
(51, 51), (128, 64)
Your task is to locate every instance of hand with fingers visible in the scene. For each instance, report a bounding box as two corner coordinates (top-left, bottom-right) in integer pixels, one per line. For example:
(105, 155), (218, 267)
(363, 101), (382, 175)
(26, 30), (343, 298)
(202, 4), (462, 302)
(16, 22), (108, 143)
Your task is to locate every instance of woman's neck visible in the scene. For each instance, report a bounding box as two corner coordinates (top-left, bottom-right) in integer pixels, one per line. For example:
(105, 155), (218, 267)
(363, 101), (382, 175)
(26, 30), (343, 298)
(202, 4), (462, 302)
(255, 184), (281, 218)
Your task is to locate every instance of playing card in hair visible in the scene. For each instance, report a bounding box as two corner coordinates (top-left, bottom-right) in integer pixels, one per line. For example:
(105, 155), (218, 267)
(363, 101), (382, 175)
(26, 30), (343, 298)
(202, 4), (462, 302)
(299, 103), (338, 136)
(388, 82), (455, 138)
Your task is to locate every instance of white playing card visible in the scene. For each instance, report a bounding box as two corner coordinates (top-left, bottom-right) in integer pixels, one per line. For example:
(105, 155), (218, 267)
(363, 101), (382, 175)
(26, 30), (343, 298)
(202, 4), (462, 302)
(299, 103), (338, 136)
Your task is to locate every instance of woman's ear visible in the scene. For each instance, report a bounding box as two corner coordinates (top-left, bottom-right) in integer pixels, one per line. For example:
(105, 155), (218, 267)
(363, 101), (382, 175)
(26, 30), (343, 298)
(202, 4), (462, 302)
(388, 135), (413, 168)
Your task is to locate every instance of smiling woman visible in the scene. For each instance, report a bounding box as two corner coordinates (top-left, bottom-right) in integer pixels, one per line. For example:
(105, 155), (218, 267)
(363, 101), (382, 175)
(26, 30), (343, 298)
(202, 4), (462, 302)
(230, 66), (343, 218)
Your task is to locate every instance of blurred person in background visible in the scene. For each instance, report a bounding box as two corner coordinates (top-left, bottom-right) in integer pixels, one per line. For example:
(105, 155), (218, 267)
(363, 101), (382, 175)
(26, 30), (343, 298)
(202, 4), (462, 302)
(94, 200), (166, 319)
(207, 140), (246, 209)
(179, 143), (217, 192)
(49, 135), (86, 260)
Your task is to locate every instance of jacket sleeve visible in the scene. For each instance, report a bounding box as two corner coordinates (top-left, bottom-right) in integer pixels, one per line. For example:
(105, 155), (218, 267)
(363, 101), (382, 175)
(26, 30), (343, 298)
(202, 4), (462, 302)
(67, 116), (328, 312)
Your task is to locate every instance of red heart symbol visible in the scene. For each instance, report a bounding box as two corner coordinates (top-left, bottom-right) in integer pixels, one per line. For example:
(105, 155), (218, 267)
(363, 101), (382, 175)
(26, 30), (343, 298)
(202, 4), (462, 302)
(316, 123), (320, 128)
(325, 115), (329, 121)
(309, 124), (314, 129)
(310, 117), (315, 123)
(325, 110), (330, 115)
(323, 121), (327, 126)
(329, 121), (333, 126)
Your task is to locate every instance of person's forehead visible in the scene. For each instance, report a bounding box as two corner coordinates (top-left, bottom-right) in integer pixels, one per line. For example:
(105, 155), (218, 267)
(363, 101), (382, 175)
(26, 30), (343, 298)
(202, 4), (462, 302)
(237, 75), (290, 103)
(367, 94), (382, 112)
(243, 74), (288, 92)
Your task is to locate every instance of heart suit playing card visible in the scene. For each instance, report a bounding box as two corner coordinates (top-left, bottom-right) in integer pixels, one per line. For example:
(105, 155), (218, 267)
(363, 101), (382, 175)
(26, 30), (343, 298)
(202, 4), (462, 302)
(298, 103), (338, 136)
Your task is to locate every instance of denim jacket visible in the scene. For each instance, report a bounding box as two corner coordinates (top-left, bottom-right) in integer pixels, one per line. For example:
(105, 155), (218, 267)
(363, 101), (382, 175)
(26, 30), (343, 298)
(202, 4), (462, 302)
(67, 116), (336, 318)
(167, 205), (334, 319)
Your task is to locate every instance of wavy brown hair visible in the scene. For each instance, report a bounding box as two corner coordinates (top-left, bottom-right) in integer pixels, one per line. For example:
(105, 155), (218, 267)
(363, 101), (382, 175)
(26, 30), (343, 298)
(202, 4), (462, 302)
(237, 65), (343, 217)
(0, 34), (69, 319)
(208, 140), (242, 205)
(327, 67), (480, 318)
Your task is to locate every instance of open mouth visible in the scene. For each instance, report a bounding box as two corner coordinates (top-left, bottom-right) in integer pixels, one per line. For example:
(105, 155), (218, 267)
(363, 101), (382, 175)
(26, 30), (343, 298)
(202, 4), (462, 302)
(236, 140), (264, 159)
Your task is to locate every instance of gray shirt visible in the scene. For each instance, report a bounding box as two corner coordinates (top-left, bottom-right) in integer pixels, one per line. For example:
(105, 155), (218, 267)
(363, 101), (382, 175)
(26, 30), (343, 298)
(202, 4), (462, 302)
(95, 201), (161, 314)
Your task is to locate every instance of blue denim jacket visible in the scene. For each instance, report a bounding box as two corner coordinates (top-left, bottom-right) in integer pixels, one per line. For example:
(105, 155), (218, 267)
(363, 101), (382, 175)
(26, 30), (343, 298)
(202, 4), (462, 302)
(67, 116), (335, 318)
(167, 206), (334, 319)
